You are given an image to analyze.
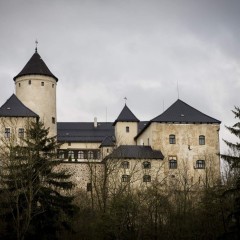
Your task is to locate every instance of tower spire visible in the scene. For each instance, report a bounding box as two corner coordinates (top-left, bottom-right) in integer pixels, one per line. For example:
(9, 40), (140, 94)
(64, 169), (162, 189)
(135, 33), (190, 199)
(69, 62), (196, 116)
(35, 40), (38, 53)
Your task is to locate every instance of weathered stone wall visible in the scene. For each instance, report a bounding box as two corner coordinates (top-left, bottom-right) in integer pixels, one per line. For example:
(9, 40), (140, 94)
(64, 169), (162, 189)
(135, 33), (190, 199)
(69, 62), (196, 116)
(137, 122), (221, 185)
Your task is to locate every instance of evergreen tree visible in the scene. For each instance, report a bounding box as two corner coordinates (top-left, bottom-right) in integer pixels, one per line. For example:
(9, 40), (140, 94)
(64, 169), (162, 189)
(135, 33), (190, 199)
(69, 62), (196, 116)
(0, 120), (77, 240)
(220, 107), (240, 239)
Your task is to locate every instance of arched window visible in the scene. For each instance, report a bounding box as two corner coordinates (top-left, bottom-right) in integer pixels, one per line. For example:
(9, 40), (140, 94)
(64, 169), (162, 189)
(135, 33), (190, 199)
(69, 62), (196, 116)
(196, 160), (205, 169)
(143, 161), (151, 169)
(78, 151), (84, 159)
(88, 151), (94, 159)
(169, 159), (177, 169)
(199, 135), (205, 145)
(143, 175), (151, 182)
(68, 150), (74, 161)
(169, 134), (176, 144)
(121, 161), (129, 169)
(58, 150), (65, 159)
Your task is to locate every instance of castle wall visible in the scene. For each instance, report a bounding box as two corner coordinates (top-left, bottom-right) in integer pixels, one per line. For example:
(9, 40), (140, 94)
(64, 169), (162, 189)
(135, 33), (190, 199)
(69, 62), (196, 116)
(137, 122), (221, 185)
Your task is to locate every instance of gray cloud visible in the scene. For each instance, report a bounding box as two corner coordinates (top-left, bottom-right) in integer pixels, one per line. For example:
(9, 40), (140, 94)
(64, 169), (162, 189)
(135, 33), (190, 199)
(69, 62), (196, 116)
(0, 0), (239, 154)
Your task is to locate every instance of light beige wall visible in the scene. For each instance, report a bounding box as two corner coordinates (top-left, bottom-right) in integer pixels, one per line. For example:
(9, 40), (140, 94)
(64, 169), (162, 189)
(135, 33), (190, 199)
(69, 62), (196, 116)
(136, 124), (152, 146)
(150, 122), (220, 185)
(0, 117), (36, 145)
(115, 122), (138, 145)
(15, 75), (57, 137)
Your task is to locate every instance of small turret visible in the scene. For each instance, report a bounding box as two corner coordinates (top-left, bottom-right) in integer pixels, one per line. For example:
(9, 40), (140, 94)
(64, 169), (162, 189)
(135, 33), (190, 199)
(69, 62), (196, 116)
(114, 104), (139, 145)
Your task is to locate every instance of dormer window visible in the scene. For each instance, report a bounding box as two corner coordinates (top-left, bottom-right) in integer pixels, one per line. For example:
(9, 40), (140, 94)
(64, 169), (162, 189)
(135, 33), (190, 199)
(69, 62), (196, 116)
(126, 126), (129, 133)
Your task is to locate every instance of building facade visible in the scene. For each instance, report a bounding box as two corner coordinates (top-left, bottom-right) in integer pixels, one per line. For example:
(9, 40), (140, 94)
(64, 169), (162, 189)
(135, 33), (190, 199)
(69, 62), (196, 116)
(0, 48), (221, 192)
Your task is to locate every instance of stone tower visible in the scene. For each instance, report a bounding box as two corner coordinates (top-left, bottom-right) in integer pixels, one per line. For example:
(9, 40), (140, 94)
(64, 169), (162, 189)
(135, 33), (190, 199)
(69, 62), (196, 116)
(113, 104), (139, 145)
(13, 47), (58, 137)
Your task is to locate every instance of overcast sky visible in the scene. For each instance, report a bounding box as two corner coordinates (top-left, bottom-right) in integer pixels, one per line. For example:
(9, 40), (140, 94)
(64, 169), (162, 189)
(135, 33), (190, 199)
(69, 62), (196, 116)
(0, 0), (239, 153)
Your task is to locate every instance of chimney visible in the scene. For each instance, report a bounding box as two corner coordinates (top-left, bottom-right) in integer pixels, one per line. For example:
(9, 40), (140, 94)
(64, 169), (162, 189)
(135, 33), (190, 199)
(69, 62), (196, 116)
(94, 117), (97, 128)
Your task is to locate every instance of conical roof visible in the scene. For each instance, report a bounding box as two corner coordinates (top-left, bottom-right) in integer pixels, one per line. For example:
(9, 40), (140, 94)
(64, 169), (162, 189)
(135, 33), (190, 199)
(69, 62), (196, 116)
(13, 49), (58, 81)
(113, 104), (139, 126)
(151, 99), (221, 123)
(0, 94), (38, 117)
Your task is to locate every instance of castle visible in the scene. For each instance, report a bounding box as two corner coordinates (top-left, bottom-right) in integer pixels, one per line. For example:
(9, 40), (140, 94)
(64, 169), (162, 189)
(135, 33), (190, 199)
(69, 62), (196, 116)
(0, 47), (221, 192)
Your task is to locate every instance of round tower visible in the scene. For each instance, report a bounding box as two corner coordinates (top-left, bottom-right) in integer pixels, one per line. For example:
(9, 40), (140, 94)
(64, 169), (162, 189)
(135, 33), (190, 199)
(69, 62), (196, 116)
(13, 47), (58, 137)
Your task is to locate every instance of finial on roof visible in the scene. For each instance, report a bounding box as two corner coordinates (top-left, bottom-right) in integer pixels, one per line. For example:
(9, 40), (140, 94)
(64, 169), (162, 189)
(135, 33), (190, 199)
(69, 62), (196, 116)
(35, 39), (38, 53)
(124, 97), (127, 105)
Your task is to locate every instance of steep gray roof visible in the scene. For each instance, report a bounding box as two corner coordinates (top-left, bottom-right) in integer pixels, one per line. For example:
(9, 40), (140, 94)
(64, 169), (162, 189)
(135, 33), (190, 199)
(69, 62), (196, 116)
(0, 94), (38, 117)
(113, 104), (139, 126)
(13, 50), (58, 81)
(135, 99), (221, 140)
(152, 99), (221, 124)
(100, 136), (115, 147)
(57, 122), (115, 143)
(105, 145), (164, 160)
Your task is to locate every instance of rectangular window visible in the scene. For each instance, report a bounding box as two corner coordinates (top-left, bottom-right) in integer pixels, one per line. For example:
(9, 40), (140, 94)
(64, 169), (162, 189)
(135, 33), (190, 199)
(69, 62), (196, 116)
(199, 135), (205, 145)
(169, 134), (176, 144)
(52, 117), (55, 124)
(143, 175), (151, 182)
(41, 82), (44, 86)
(18, 128), (24, 138)
(126, 126), (129, 133)
(52, 84), (54, 88)
(28, 80), (31, 85)
(196, 160), (205, 169)
(121, 161), (129, 169)
(5, 128), (10, 138)
(143, 161), (151, 169)
(121, 175), (130, 182)
(19, 83), (21, 87)
(68, 142), (71, 146)
(169, 156), (177, 169)
(87, 183), (92, 192)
